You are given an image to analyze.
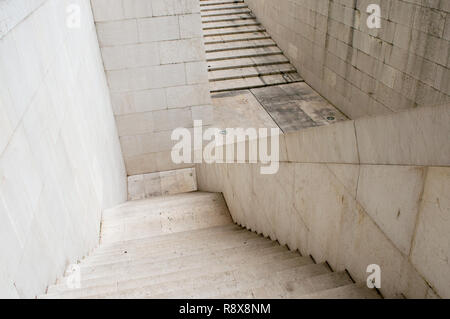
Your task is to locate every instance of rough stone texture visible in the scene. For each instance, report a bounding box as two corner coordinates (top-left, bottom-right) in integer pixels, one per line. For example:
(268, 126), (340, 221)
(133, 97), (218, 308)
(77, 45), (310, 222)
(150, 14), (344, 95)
(197, 103), (450, 298)
(91, 0), (212, 175)
(0, 0), (127, 298)
(244, 0), (450, 119)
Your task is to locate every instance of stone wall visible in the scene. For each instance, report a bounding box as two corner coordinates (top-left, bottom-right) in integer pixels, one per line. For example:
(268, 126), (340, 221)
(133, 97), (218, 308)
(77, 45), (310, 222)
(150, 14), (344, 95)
(245, 0), (450, 119)
(0, 0), (127, 298)
(196, 103), (450, 298)
(91, 0), (213, 176)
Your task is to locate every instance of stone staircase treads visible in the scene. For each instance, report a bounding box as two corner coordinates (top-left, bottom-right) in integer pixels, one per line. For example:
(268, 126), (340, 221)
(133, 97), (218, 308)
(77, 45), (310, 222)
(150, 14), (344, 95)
(201, 0), (304, 92)
(202, 13), (255, 23)
(204, 32), (271, 45)
(93, 227), (248, 257)
(200, 2), (347, 134)
(40, 191), (381, 299)
(299, 284), (382, 299)
(227, 270), (352, 299)
(78, 235), (257, 272)
(203, 20), (260, 30)
(200, 0), (245, 7)
(201, 5), (248, 13)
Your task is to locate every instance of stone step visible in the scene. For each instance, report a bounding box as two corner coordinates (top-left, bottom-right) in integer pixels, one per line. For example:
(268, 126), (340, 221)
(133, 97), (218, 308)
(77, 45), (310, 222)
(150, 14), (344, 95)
(84, 229), (260, 265)
(83, 231), (264, 268)
(151, 262), (337, 299)
(43, 250), (303, 298)
(202, 12), (255, 23)
(74, 245), (292, 281)
(207, 54), (290, 71)
(52, 256), (310, 299)
(201, 8), (251, 18)
(268, 262), (332, 285)
(102, 192), (224, 220)
(214, 271), (350, 299)
(100, 211), (231, 243)
(299, 283), (382, 299)
(203, 20), (260, 30)
(200, 0), (245, 7)
(69, 256), (304, 297)
(205, 38), (276, 53)
(209, 63), (297, 82)
(95, 257), (314, 299)
(204, 32), (271, 45)
(201, 5), (249, 13)
(94, 223), (241, 254)
(48, 236), (283, 295)
(203, 25), (266, 37)
(101, 198), (230, 225)
(252, 271), (354, 299)
(100, 194), (232, 243)
(209, 73), (303, 93)
(78, 237), (279, 276)
(216, 265), (333, 298)
(206, 46), (282, 61)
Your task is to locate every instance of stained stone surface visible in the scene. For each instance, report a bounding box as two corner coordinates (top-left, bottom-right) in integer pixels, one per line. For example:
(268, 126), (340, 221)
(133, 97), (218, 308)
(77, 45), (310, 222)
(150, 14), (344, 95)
(250, 83), (348, 132)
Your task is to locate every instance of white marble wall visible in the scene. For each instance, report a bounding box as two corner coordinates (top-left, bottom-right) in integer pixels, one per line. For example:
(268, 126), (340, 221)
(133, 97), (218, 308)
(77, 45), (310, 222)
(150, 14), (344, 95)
(0, 0), (127, 298)
(196, 103), (450, 299)
(91, 0), (213, 176)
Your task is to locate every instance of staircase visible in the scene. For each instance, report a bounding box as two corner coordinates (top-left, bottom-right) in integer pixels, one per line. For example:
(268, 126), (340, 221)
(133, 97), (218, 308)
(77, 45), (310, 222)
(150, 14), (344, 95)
(201, 0), (303, 92)
(41, 191), (380, 299)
